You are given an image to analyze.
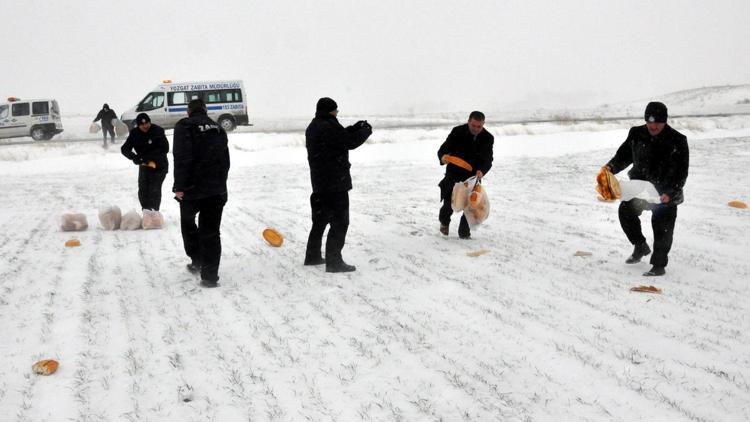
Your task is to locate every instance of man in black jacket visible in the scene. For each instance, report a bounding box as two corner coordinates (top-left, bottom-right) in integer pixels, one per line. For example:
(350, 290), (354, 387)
(604, 102), (689, 276)
(305, 97), (372, 273)
(121, 113), (169, 211)
(173, 99), (231, 288)
(437, 111), (494, 239)
(93, 103), (117, 147)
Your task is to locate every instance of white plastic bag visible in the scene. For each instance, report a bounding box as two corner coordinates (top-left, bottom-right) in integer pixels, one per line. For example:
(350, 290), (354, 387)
(142, 209), (164, 230)
(113, 119), (129, 137)
(121, 209), (142, 230)
(89, 123), (101, 134)
(619, 180), (660, 204)
(451, 176), (478, 213)
(61, 213), (88, 231)
(464, 184), (490, 226)
(98, 205), (122, 230)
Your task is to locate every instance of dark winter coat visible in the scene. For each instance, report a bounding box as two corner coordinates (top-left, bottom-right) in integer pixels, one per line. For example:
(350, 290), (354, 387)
(94, 108), (117, 129)
(306, 112), (372, 193)
(172, 110), (230, 200)
(607, 124), (689, 205)
(437, 124), (494, 181)
(121, 124), (170, 171)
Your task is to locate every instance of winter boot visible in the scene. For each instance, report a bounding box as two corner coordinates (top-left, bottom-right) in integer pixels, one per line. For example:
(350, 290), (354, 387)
(304, 255), (326, 266)
(326, 261), (356, 273)
(625, 242), (651, 264)
(439, 224), (449, 236)
(200, 279), (219, 288)
(186, 261), (202, 274)
(643, 266), (666, 277)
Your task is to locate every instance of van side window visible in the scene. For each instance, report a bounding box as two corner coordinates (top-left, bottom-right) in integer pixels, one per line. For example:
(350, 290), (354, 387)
(138, 92), (165, 111)
(205, 89), (242, 104)
(0, 105), (8, 119)
(32, 102), (50, 115)
(12, 103), (30, 116)
(189, 92), (200, 101)
(168, 92), (188, 106)
(51, 101), (60, 115)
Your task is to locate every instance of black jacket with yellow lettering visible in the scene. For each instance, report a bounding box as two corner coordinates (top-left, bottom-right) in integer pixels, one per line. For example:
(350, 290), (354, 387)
(172, 110), (230, 200)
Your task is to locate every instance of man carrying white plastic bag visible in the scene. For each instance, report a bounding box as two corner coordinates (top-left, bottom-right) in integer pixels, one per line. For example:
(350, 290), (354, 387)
(451, 176), (490, 226)
(437, 111), (494, 239)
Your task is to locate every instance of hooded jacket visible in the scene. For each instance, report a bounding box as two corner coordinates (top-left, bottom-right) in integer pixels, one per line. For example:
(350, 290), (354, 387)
(94, 107), (117, 129)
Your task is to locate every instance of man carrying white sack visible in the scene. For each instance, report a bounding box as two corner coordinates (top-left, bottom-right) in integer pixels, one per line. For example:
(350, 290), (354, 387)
(603, 102), (689, 276)
(437, 111), (494, 239)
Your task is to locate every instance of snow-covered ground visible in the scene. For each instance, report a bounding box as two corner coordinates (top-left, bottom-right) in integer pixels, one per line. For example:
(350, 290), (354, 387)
(1, 116), (749, 421)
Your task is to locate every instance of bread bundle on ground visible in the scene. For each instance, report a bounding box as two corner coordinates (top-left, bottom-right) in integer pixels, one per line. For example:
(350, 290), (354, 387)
(60, 213), (88, 232)
(32, 359), (59, 375)
(64, 238), (81, 247)
(263, 228), (284, 247)
(98, 206), (122, 230)
(121, 209), (142, 230)
(142, 210), (164, 230)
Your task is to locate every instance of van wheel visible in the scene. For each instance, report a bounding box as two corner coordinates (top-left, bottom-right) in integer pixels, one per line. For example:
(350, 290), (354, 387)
(218, 116), (236, 132)
(42, 132), (55, 141)
(30, 127), (46, 141)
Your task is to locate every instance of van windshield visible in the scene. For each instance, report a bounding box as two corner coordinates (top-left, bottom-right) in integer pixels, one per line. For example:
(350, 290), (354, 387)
(138, 92), (165, 111)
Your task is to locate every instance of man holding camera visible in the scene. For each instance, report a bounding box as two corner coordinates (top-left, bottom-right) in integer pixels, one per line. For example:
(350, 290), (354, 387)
(304, 97), (372, 273)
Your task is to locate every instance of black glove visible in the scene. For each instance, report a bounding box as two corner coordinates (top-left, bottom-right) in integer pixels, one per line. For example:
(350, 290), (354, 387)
(352, 120), (365, 129)
(362, 120), (372, 130)
(132, 157), (142, 165)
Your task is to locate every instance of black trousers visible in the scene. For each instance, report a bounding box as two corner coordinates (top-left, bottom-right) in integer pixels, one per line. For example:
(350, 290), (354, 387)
(102, 125), (115, 143)
(619, 199), (678, 267)
(305, 191), (349, 264)
(180, 194), (227, 282)
(439, 177), (470, 237)
(137, 167), (167, 211)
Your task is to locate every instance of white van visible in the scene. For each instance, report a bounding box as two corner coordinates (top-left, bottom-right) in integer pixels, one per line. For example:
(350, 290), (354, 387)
(0, 97), (64, 141)
(120, 80), (250, 132)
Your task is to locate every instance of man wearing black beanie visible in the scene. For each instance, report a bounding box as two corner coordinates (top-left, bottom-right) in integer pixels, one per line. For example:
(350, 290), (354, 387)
(603, 101), (690, 276)
(120, 112), (170, 211)
(304, 97), (372, 273)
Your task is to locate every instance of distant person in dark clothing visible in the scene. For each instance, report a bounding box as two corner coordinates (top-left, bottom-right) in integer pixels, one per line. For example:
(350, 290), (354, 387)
(93, 103), (117, 147)
(305, 97), (372, 273)
(120, 113), (169, 211)
(173, 99), (230, 288)
(437, 111), (494, 239)
(603, 101), (689, 277)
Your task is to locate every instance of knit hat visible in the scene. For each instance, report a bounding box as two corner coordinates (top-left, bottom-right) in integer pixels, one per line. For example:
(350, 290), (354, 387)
(136, 113), (151, 125)
(316, 97), (338, 114)
(644, 102), (668, 123)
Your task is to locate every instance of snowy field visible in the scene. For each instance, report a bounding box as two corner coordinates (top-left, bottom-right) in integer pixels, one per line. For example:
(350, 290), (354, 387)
(1, 117), (749, 421)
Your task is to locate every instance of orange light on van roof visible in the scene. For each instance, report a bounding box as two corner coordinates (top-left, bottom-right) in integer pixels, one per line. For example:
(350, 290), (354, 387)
(162, 80), (172, 83)
(7, 96), (20, 102)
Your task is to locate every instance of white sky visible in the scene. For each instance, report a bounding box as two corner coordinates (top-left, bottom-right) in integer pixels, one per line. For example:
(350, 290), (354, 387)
(2, 0), (750, 118)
